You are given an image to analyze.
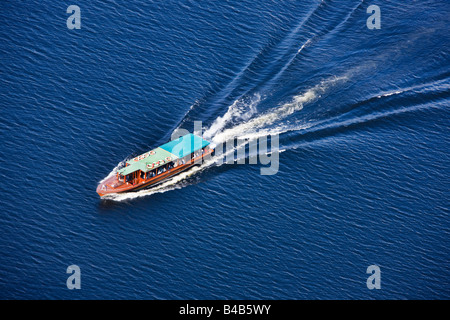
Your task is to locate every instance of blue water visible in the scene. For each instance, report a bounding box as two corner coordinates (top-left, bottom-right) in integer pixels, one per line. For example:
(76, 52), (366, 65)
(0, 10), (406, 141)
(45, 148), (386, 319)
(0, 0), (449, 299)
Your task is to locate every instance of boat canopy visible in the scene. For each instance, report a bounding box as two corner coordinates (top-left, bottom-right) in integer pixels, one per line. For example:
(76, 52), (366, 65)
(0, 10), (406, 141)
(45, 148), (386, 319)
(159, 133), (210, 158)
(117, 133), (210, 176)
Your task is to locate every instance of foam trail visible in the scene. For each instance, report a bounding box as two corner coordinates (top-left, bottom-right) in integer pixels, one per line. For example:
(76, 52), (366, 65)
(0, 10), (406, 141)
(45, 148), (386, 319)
(203, 93), (261, 141)
(297, 39), (311, 54)
(377, 90), (403, 98)
(211, 75), (347, 145)
(293, 99), (444, 136)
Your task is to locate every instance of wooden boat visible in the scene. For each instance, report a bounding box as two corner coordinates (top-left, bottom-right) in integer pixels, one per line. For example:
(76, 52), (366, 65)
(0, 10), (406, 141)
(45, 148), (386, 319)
(96, 133), (213, 197)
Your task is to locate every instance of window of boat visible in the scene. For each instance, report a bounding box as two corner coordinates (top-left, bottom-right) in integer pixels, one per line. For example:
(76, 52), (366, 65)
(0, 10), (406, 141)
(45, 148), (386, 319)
(146, 170), (155, 179)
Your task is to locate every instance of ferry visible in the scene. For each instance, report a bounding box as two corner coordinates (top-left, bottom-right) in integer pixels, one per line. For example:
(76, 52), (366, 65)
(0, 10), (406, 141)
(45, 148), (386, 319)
(96, 133), (213, 197)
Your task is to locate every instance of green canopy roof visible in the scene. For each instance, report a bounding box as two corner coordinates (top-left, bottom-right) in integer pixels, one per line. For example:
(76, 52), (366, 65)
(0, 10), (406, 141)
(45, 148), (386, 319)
(117, 134), (210, 176)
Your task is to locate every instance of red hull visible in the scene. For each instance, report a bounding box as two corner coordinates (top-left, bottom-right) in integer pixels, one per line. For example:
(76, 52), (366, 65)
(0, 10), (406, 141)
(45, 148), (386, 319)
(96, 150), (212, 197)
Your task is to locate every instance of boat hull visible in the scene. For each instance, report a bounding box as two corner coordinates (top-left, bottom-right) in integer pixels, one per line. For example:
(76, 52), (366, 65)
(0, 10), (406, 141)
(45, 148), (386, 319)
(96, 150), (212, 197)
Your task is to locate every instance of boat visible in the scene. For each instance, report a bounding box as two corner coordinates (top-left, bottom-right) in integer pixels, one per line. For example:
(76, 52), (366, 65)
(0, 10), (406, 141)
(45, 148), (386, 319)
(96, 133), (214, 197)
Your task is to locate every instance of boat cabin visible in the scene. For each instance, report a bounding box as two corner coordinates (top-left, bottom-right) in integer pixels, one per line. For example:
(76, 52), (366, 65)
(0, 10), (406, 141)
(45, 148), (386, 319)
(115, 133), (211, 186)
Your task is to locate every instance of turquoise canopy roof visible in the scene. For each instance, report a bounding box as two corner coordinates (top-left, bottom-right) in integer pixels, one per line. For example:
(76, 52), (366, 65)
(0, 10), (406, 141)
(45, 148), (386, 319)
(159, 133), (210, 159)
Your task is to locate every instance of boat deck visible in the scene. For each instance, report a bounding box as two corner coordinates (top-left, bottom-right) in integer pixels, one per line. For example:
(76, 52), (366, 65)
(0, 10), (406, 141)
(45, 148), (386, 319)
(97, 148), (212, 197)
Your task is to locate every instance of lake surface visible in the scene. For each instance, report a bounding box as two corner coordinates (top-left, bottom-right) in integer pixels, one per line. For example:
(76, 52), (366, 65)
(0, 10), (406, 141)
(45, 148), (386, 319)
(0, 0), (449, 299)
